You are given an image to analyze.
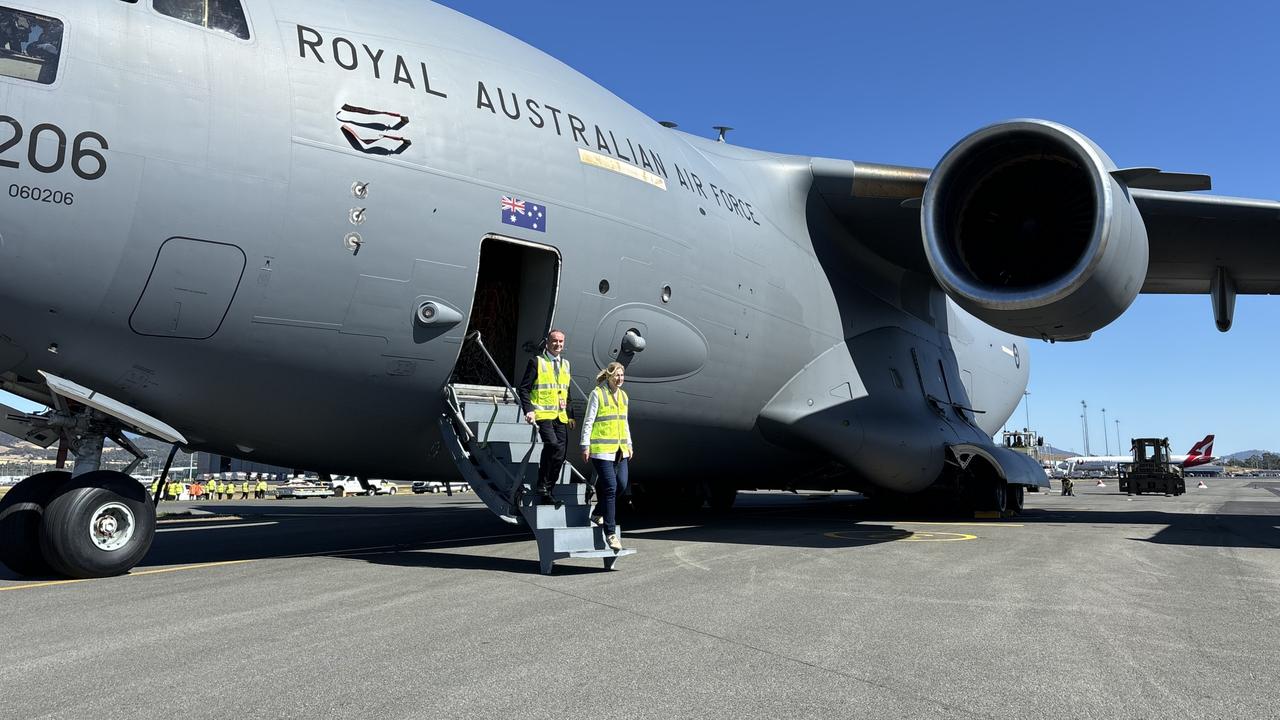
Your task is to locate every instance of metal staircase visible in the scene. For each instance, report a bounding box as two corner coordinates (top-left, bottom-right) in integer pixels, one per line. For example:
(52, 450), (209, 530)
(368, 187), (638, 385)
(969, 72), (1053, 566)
(438, 334), (635, 574)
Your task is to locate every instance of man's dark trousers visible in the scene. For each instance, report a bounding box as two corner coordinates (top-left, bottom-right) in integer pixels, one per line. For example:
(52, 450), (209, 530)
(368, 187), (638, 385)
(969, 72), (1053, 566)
(536, 419), (569, 493)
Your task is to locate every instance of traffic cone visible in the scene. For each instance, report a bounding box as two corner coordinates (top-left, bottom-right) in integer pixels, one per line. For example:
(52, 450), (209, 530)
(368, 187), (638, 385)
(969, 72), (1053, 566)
(1197, 479), (1207, 489)
(1096, 479), (1106, 487)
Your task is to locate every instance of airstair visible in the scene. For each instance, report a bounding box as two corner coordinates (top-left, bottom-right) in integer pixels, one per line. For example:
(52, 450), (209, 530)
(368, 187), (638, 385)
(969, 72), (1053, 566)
(438, 334), (635, 574)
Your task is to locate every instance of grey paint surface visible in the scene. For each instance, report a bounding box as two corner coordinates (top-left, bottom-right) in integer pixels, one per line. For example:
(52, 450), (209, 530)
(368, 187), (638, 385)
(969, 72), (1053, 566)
(0, 1), (1272, 494)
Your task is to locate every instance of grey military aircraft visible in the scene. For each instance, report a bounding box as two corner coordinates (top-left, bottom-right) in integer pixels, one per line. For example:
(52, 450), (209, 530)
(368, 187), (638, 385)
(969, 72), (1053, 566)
(0, 0), (1277, 579)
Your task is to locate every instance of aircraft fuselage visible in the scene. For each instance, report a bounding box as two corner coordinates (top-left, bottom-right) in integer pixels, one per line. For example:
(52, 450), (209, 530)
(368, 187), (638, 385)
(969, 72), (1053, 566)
(0, 1), (1027, 492)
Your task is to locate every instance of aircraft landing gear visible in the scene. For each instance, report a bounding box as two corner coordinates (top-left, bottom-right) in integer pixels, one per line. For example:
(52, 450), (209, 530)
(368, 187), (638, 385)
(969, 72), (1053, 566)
(966, 475), (1007, 515)
(1006, 484), (1025, 516)
(0, 469), (157, 579)
(0, 470), (71, 576)
(0, 372), (184, 578)
(40, 470), (156, 578)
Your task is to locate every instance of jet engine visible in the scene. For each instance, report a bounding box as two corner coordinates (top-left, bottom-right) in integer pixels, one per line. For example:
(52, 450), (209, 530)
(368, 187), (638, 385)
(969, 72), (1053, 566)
(921, 119), (1148, 340)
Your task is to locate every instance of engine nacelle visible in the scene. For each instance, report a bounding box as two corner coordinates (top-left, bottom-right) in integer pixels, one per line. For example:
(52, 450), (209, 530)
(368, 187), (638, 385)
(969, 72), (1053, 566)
(921, 119), (1148, 341)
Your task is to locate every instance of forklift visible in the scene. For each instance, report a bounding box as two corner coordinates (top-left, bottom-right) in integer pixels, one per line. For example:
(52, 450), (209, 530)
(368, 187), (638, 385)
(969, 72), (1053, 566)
(1118, 438), (1186, 496)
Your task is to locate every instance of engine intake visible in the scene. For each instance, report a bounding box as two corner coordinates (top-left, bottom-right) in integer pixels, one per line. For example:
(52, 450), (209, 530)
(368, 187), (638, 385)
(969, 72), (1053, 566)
(921, 120), (1148, 340)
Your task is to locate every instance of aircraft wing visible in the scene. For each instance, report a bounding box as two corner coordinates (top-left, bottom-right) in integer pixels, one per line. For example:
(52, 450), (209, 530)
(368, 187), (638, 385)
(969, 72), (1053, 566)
(811, 161), (1280, 297)
(1130, 189), (1280, 294)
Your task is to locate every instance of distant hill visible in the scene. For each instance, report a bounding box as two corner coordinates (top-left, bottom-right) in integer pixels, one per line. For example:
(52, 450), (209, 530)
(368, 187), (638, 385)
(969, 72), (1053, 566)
(1223, 449), (1274, 462)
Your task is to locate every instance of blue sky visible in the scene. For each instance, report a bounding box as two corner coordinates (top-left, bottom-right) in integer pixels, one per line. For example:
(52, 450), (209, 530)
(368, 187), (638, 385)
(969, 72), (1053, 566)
(436, 0), (1278, 456)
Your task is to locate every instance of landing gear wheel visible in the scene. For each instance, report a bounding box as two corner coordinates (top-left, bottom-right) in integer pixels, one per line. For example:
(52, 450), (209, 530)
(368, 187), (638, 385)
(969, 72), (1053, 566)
(38, 470), (156, 579)
(708, 483), (738, 512)
(1006, 484), (1025, 516)
(968, 476), (1007, 514)
(387, 487), (397, 495)
(0, 471), (71, 577)
(990, 480), (1008, 514)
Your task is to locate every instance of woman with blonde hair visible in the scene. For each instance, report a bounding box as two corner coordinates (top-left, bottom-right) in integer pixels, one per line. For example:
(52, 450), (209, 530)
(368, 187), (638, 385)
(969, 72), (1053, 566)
(580, 361), (632, 552)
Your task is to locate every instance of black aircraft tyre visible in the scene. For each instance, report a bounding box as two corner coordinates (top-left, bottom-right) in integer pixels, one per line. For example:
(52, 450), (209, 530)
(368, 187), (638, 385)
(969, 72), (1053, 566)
(39, 470), (156, 579)
(0, 471), (71, 576)
(1006, 484), (1025, 515)
(968, 475), (1007, 514)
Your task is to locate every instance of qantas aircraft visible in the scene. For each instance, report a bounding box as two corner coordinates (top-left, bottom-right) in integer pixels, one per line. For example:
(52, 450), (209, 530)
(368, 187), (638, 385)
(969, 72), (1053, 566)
(1058, 434), (1217, 474)
(0, 1), (1277, 578)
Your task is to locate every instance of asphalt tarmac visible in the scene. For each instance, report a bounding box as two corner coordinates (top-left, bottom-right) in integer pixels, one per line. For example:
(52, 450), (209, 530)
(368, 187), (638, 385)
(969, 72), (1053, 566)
(2, 479), (1278, 719)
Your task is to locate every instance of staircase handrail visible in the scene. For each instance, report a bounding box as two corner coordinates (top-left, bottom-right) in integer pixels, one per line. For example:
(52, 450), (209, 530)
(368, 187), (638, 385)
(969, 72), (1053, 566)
(462, 331), (523, 422)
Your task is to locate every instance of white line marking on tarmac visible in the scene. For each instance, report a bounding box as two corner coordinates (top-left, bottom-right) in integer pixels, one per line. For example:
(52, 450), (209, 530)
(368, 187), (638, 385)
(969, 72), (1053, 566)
(156, 521), (277, 533)
(672, 546), (711, 571)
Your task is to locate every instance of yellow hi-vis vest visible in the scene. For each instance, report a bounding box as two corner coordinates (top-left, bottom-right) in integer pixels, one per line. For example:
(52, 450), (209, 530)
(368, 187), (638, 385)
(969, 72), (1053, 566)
(589, 385), (629, 456)
(530, 355), (570, 422)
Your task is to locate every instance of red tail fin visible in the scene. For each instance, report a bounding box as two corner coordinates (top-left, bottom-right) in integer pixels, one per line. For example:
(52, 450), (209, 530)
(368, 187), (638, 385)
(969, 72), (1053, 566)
(1182, 434), (1215, 467)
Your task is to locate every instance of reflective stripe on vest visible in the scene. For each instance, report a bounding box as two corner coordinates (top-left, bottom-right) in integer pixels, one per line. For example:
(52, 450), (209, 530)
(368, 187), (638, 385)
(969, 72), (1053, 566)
(589, 386), (629, 456)
(531, 355), (570, 422)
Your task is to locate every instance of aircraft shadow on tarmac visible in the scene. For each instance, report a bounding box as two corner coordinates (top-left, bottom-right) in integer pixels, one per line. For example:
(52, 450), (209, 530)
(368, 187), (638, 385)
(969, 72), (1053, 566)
(3, 491), (1276, 582)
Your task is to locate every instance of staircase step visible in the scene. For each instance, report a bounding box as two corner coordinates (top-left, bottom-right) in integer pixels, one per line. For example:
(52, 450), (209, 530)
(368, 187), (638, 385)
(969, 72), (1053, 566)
(537, 525), (605, 553)
(520, 482), (588, 505)
(521, 502), (591, 529)
(453, 385), (519, 404)
(479, 440), (541, 464)
(466, 420), (539, 444)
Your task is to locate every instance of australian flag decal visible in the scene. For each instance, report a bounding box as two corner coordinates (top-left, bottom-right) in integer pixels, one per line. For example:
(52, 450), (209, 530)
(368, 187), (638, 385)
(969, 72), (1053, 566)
(501, 196), (546, 232)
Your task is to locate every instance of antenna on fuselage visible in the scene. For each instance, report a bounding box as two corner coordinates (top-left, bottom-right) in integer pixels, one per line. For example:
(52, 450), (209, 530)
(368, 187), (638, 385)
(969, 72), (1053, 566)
(713, 125), (733, 142)
(658, 120), (678, 128)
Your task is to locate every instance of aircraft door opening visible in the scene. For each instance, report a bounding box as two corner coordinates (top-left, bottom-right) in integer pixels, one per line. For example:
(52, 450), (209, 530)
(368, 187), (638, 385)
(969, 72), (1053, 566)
(453, 236), (560, 387)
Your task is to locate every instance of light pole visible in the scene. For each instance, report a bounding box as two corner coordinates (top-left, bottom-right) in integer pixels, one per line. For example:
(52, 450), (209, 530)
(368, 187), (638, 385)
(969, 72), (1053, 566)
(1101, 408), (1109, 454)
(1080, 400), (1090, 455)
(1023, 390), (1031, 431)
(1115, 419), (1121, 454)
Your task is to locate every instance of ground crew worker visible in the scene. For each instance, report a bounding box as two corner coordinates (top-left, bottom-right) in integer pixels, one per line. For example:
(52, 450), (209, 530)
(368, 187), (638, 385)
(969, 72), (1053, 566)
(216, 478), (227, 500)
(517, 329), (575, 506)
(239, 477), (249, 499)
(191, 480), (202, 500)
(1062, 477), (1075, 496)
(256, 476), (268, 499)
(150, 479), (160, 499)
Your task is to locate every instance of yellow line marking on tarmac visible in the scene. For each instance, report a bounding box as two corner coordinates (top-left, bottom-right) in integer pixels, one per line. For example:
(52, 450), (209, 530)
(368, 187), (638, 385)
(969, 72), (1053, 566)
(880, 521), (1024, 527)
(0, 560), (254, 592)
(0, 531), (527, 592)
(824, 530), (978, 542)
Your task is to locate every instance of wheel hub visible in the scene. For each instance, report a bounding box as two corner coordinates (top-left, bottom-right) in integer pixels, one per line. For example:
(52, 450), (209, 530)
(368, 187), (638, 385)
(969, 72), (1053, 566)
(89, 502), (135, 552)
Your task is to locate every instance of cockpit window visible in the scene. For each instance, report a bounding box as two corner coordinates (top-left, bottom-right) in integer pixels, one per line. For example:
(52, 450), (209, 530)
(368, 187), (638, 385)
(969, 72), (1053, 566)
(0, 8), (62, 85)
(153, 0), (250, 40)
